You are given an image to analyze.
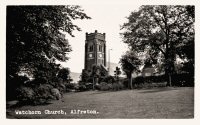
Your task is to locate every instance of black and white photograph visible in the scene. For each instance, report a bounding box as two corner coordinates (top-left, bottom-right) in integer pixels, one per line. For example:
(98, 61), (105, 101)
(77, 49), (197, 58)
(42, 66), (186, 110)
(2, 0), (197, 120)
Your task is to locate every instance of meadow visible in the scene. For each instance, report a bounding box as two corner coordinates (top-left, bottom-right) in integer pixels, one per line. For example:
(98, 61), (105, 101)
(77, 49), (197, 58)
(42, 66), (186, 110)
(7, 87), (194, 119)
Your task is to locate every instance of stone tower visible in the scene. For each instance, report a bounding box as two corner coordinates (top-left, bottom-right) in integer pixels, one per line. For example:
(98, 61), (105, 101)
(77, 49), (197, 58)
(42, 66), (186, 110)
(84, 30), (107, 72)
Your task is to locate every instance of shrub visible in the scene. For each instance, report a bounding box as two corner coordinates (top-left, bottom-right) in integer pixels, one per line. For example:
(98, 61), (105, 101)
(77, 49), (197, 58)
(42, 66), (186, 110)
(97, 82), (124, 91)
(65, 83), (76, 89)
(171, 73), (194, 87)
(34, 84), (54, 104)
(101, 76), (115, 84)
(170, 73), (193, 86)
(78, 85), (87, 91)
(7, 75), (30, 101)
(85, 82), (93, 90)
(120, 72), (194, 89)
(112, 82), (124, 91)
(135, 82), (167, 89)
(16, 86), (35, 104)
(130, 73), (194, 88)
(16, 83), (62, 105)
(121, 79), (128, 89)
(77, 82), (93, 91)
(153, 82), (167, 87)
(51, 88), (62, 100)
(99, 82), (112, 91)
(94, 84), (101, 90)
(74, 84), (79, 91)
(65, 83), (76, 92)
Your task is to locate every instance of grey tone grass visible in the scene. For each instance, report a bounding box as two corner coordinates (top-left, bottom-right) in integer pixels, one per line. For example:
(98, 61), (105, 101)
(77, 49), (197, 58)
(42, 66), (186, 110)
(7, 87), (194, 119)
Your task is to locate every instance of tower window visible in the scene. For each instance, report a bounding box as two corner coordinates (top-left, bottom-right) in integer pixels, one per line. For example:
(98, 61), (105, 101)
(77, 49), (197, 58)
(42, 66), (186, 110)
(99, 45), (103, 52)
(89, 45), (93, 52)
(98, 45), (100, 52)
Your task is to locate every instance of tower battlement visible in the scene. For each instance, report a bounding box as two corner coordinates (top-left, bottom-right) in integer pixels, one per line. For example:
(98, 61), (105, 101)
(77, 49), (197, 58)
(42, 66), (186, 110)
(86, 30), (106, 41)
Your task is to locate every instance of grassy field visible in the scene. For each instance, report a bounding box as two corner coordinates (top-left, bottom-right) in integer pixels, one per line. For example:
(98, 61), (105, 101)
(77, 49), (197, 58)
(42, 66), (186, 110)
(6, 87), (194, 119)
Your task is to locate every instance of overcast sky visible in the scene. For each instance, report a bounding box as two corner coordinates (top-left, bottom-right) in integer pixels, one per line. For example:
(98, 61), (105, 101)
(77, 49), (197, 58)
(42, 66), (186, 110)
(59, 4), (141, 73)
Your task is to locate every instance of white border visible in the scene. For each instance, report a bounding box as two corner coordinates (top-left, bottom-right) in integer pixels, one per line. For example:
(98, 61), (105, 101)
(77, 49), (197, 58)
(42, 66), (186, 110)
(0, 0), (199, 124)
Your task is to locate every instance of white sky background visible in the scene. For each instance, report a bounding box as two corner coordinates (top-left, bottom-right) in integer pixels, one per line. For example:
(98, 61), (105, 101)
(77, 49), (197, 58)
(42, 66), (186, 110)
(59, 4), (140, 73)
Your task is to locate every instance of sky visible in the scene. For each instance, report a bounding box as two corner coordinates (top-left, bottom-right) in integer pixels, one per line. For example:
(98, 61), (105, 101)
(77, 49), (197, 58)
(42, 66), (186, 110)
(59, 4), (140, 73)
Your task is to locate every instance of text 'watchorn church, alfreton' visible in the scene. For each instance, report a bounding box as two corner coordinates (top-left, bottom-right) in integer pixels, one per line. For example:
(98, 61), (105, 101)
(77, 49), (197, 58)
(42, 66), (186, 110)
(82, 30), (108, 77)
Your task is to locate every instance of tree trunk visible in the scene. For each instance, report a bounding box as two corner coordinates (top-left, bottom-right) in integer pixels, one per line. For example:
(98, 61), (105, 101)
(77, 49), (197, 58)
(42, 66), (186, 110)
(130, 76), (133, 89)
(165, 68), (172, 87)
(168, 73), (172, 87)
(93, 77), (95, 90)
(165, 39), (175, 87)
(129, 73), (133, 89)
(165, 52), (172, 87)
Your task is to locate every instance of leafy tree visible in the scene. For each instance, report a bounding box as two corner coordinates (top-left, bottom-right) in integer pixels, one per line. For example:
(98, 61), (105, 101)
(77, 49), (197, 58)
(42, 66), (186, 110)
(80, 69), (90, 83)
(57, 67), (73, 91)
(80, 64), (108, 90)
(57, 68), (70, 81)
(121, 5), (194, 86)
(177, 38), (194, 75)
(120, 51), (141, 89)
(7, 5), (90, 78)
(114, 66), (121, 83)
(6, 6), (90, 101)
(91, 65), (101, 90)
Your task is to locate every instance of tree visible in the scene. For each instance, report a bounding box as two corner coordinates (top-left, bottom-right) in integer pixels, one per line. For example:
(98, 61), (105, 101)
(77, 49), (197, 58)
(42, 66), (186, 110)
(7, 6), (90, 79)
(120, 51), (141, 89)
(177, 37), (194, 75)
(7, 6), (90, 101)
(80, 69), (90, 83)
(91, 65), (101, 90)
(121, 5), (194, 86)
(114, 66), (121, 83)
(7, 6), (90, 78)
(57, 68), (70, 82)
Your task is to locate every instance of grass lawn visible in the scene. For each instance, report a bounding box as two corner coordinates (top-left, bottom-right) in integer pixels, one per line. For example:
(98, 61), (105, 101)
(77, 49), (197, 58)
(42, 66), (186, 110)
(6, 87), (194, 119)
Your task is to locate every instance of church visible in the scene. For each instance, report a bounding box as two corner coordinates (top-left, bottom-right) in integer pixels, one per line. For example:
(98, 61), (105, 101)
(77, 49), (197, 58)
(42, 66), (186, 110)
(82, 30), (108, 78)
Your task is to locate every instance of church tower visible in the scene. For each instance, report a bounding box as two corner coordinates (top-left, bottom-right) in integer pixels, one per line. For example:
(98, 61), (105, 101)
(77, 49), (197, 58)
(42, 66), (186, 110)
(84, 30), (107, 72)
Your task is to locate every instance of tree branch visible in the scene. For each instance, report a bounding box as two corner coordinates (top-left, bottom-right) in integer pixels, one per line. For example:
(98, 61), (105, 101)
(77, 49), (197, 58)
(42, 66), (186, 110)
(151, 40), (166, 57)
